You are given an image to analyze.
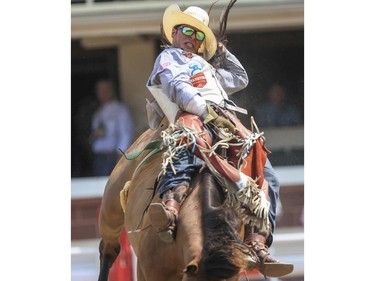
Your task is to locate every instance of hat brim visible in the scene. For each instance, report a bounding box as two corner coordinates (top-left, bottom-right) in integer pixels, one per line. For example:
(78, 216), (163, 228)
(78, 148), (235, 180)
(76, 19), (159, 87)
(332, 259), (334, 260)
(163, 4), (217, 61)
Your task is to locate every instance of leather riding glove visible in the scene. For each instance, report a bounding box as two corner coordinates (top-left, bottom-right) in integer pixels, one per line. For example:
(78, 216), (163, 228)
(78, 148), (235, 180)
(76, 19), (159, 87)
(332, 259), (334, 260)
(202, 103), (237, 134)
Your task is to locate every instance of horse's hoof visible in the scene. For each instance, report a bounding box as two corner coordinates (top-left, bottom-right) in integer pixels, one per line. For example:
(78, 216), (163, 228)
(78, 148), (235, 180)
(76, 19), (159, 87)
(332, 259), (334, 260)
(259, 262), (294, 277)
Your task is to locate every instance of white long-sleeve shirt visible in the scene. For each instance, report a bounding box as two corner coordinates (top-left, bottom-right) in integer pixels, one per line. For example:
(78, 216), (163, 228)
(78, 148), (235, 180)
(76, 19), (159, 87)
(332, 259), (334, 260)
(147, 47), (248, 120)
(91, 100), (133, 154)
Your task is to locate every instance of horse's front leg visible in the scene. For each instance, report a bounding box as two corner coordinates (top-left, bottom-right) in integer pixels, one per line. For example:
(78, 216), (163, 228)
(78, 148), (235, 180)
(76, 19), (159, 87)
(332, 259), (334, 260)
(97, 239), (120, 281)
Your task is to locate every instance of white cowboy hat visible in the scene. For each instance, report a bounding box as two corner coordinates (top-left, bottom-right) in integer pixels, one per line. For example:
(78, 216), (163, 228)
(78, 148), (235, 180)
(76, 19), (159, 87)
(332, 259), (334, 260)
(162, 4), (217, 61)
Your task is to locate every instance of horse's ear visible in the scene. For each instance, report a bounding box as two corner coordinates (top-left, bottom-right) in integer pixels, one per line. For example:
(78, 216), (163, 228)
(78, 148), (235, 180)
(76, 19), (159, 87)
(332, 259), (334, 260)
(183, 259), (199, 274)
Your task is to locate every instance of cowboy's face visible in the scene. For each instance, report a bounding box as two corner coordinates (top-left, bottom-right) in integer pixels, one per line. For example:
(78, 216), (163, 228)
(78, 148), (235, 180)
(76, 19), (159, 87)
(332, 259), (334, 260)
(171, 25), (204, 53)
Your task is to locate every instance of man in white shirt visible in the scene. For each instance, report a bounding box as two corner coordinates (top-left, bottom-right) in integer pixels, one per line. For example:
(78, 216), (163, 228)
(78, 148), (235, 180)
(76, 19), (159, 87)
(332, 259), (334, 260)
(90, 79), (133, 176)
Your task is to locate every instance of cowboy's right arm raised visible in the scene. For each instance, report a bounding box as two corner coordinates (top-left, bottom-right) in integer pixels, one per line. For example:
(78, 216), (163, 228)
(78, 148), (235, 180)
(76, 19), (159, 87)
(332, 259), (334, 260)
(215, 47), (249, 95)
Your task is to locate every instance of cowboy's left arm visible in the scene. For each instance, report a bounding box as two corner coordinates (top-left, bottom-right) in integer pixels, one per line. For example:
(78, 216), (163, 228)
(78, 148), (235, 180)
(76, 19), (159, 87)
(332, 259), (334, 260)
(215, 48), (249, 95)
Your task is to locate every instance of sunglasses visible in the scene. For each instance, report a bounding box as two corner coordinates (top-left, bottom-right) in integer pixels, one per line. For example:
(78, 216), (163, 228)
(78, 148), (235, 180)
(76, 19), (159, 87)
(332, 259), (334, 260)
(177, 26), (205, 42)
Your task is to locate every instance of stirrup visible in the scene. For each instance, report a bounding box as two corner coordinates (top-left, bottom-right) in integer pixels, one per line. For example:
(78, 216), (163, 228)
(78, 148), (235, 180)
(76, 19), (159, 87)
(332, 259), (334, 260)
(148, 202), (177, 243)
(243, 249), (258, 270)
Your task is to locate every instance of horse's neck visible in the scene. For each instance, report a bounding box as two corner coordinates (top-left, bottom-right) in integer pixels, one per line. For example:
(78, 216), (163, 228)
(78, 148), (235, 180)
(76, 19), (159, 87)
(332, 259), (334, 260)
(177, 176), (204, 261)
(176, 172), (226, 273)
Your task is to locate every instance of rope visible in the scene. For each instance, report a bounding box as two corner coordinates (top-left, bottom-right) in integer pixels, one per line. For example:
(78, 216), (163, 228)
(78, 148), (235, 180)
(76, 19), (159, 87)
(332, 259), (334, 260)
(119, 140), (163, 160)
(127, 224), (152, 235)
(237, 131), (264, 169)
(159, 123), (203, 176)
(159, 119), (270, 232)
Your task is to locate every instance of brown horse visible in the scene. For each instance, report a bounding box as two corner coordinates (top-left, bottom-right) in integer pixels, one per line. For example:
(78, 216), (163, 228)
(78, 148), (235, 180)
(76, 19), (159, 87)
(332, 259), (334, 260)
(97, 117), (267, 281)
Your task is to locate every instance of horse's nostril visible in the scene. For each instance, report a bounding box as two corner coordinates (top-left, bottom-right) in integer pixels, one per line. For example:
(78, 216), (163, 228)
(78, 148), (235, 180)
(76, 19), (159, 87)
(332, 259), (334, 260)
(184, 260), (199, 274)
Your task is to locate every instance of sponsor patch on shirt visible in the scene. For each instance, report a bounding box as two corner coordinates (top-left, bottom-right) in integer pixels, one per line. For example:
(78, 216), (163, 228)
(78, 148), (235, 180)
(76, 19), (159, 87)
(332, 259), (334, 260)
(190, 72), (207, 88)
(188, 60), (203, 76)
(158, 61), (172, 71)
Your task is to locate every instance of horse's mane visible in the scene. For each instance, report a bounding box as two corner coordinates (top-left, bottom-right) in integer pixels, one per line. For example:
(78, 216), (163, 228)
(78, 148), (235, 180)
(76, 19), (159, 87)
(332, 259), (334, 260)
(200, 171), (248, 279)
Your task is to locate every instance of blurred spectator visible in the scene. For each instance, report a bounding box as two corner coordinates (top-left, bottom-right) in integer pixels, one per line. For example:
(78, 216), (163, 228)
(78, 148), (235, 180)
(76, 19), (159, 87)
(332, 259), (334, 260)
(90, 79), (133, 176)
(254, 83), (302, 127)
